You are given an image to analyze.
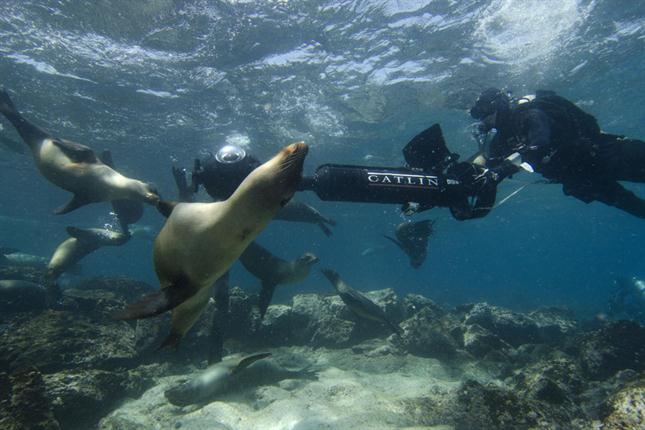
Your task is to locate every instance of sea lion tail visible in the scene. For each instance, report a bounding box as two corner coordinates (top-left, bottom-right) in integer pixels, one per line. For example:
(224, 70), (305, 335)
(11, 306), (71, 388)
(0, 88), (17, 115)
(113, 279), (197, 320)
(232, 352), (272, 375)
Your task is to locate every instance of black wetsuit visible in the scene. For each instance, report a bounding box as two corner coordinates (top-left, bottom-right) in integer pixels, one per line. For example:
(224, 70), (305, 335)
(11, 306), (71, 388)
(488, 91), (645, 218)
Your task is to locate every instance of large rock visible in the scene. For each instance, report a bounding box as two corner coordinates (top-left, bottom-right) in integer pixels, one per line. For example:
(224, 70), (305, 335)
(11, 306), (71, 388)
(461, 303), (541, 347)
(461, 323), (513, 359)
(394, 307), (459, 359)
(0, 367), (60, 430)
(0, 308), (137, 373)
(600, 376), (645, 430)
(44, 366), (157, 430)
(571, 320), (645, 380)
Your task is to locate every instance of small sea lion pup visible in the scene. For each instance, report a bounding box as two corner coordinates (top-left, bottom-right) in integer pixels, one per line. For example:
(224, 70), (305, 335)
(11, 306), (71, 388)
(321, 268), (402, 335)
(46, 226), (130, 282)
(164, 352), (271, 406)
(115, 142), (308, 348)
(0, 89), (159, 214)
(384, 219), (434, 268)
(239, 241), (319, 318)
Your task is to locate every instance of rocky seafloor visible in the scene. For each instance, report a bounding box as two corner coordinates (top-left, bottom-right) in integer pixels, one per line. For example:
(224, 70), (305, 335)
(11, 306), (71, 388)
(0, 268), (643, 430)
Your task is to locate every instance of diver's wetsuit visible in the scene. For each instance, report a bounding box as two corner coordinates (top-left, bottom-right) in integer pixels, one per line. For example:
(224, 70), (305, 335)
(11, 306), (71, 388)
(484, 90), (645, 218)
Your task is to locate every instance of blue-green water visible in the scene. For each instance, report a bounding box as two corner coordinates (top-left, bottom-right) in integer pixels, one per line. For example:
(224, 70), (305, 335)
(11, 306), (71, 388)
(1, 0), (644, 318)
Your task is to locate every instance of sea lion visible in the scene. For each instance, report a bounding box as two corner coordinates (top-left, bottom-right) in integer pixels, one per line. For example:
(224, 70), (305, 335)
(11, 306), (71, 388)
(384, 219), (434, 268)
(0, 249), (49, 269)
(321, 268), (402, 335)
(164, 352), (271, 406)
(0, 89), (159, 214)
(239, 241), (318, 317)
(47, 226), (130, 281)
(0, 279), (48, 312)
(115, 142), (308, 348)
(277, 201), (336, 236)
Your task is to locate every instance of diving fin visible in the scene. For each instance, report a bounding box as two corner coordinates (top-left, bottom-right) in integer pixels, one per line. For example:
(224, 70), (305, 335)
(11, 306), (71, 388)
(402, 123), (458, 171)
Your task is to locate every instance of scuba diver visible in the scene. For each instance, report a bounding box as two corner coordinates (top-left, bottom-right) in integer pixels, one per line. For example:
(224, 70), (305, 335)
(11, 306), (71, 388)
(469, 87), (645, 218)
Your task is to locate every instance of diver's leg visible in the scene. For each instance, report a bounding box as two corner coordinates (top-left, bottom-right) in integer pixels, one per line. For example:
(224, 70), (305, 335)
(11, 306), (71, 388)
(590, 181), (645, 219)
(208, 271), (230, 364)
(613, 138), (645, 182)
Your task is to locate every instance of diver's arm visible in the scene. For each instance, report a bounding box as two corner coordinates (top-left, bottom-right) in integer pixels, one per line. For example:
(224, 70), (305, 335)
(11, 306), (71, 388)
(518, 108), (551, 167)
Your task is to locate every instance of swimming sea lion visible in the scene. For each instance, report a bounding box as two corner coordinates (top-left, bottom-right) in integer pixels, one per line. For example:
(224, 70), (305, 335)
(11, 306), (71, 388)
(164, 352), (271, 406)
(277, 201), (336, 236)
(239, 241), (318, 317)
(47, 226), (130, 281)
(0, 249), (48, 269)
(0, 89), (159, 214)
(0, 279), (48, 312)
(321, 268), (402, 335)
(115, 142), (308, 348)
(384, 219), (434, 268)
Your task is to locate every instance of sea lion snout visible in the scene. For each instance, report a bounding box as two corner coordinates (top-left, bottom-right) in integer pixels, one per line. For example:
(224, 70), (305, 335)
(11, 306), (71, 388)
(278, 141), (308, 177)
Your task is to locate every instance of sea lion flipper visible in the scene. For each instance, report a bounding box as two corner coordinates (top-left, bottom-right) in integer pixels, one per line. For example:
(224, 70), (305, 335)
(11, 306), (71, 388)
(383, 234), (403, 249)
(0, 89), (51, 147)
(0, 88), (18, 114)
(318, 221), (333, 237)
(157, 332), (181, 351)
(320, 268), (341, 285)
(54, 194), (92, 214)
(258, 281), (278, 318)
(65, 226), (97, 242)
(98, 149), (114, 167)
(113, 279), (198, 320)
(51, 138), (97, 163)
(97, 150), (144, 230)
(232, 352), (272, 375)
(156, 199), (178, 218)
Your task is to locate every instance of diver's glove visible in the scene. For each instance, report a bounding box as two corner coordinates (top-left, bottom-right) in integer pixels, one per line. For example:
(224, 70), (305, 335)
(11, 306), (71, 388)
(172, 165), (194, 202)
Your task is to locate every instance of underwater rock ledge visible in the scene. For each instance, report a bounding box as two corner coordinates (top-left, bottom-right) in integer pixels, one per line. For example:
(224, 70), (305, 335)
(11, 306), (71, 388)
(0, 274), (643, 429)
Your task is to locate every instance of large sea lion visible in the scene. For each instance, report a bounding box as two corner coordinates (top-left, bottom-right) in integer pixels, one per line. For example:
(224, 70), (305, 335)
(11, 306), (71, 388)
(384, 219), (434, 268)
(47, 226), (130, 281)
(115, 142), (308, 347)
(321, 268), (402, 335)
(277, 201), (336, 236)
(239, 241), (318, 317)
(0, 89), (159, 214)
(164, 352), (271, 406)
